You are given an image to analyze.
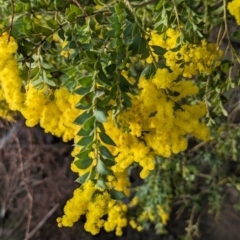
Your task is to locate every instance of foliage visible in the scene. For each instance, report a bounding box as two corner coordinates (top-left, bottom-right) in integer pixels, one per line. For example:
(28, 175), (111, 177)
(0, 0), (240, 238)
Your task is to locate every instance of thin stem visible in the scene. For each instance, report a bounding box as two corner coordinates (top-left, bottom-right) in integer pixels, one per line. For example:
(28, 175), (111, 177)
(13, 135), (33, 240)
(8, 0), (14, 42)
(93, 70), (99, 162)
(123, 0), (134, 13)
(172, 0), (180, 31)
(26, 204), (59, 240)
(72, 0), (88, 16)
(132, 0), (157, 8)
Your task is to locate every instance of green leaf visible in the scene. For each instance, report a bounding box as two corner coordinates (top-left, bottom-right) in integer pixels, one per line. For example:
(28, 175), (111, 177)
(94, 0), (105, 6)
(75, 167), (96, 184)
(109, 189), (126, 200)
(58, 29), (65, 40)
(76, 149), (91, 160)
(122, 92), (132, 107)
(156, 0), (165, 10)
(124, 23), (133, 38)
(99, 132), (117, 146)
(85, 6), (94, 15)
(86, 51), (97, 61)
(94, 108), (107, 122)
(99, 145), (114, 159)
(41, 26), (53, 35)
(41, 62), (53, 70)
(95, 13), (103, 24)
(129, 32), (146, 55)
(108, 15), (119, 24)
(151, 45), (167, 55)
(214, 5), (224, 14)
(119, 74), (132, 87)
(75, 172), (89, 184)
(97, 122), (106, 133)
(221, 60), (233, 73)
(88, 166), (97, 180)
(69, 40), (76, 49)
(115, 2), (124, 16)
(83, 116), (95, 130)
(232, 31), (240, 41)
(116, 37), (123, 48)
(77, 135), (94, 146)
(98, 69), (111, 86)
(76, 102), (91, 110)
(67, 11), (77, 22)
(70, 3), (83, 15)
(107, 30), (116, 38)
(141, 63), (157, 80)
(96, 159), (111, 175)
(221, 107), (228, 116)
(75, 157), (93, 169)
(46, 19), (58, 29)
(76, 93), (93, 109)
(105, 64), (117, 74)
(74, 86), (92, 95)
(102, 158), (116, 167)
(78, 76), (93, 87)
(77, 127), (94, 136)
(74, 110), (93, 125)
(111, 23), (121, 31)
(96, 178), (107, 189)
(42, 70), (56, 86)
(141, 46), (150, 60)
(166, 88), (180, 97)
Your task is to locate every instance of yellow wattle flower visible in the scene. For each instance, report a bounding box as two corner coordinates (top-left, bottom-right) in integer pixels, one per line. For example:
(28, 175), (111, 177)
(228, 0), (240, 25)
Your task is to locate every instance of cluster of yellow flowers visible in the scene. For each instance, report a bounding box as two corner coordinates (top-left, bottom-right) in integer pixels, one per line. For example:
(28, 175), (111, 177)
(22, 85), (81, 142)
(131, 205), (169, 226)
(118, 69), (210, 159)
(105, 118), (155, 179)
(0, 87), (15, 121)
(157, 205), (170, 226)
(0, 31), (221, 236)
(59, 29), (223, 234)
(148, 29), (223, 78)
(66, 72), (210, 234)
(60, 40), (74, 58)
(0, 33), (25, 111)
(57, 180), (128, 236)
(164, 40), (223, 78)
(228, 0), (240, 25)
(0, 32), (81, 142)
(128, 192), (171, 227)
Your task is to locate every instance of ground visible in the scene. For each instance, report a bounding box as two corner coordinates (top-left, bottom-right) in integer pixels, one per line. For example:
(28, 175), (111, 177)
(0, 117), (240, 240)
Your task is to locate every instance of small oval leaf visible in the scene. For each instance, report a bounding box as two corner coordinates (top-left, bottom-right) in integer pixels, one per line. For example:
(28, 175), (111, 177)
(94, 108), (107, 122)
(99, 132), (117, 146)
(96, 159), (111, 175)
(74, 157), (93, 169)
(109, 189), (126, 200)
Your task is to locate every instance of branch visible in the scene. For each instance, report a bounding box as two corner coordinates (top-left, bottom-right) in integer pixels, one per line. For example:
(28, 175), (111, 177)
(26, 204), (60, 240)
(13, 134), (33, 240)
(132, 0), (157, 8)
(72, 0), (88, 16)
